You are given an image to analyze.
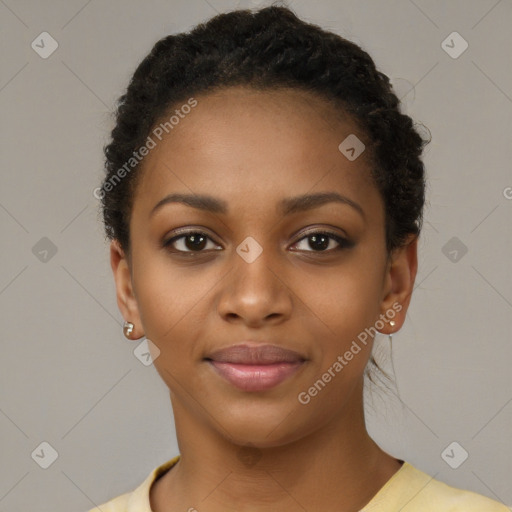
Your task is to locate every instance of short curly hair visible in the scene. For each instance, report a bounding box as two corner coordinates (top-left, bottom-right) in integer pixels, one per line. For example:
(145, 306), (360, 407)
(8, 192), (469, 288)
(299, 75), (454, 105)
(100, 4), (428, 254)
(99, 4), (430, 387)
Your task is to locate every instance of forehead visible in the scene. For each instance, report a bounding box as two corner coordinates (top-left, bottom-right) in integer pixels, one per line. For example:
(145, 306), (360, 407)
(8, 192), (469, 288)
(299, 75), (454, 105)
(132, 86), (381, 221)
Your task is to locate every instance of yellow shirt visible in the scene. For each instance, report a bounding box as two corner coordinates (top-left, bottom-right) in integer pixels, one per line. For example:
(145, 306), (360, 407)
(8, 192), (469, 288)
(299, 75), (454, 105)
(87, 455), (510, 511)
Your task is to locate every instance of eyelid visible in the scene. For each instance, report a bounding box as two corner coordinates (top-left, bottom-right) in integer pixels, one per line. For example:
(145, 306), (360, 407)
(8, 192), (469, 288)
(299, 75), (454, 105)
(294, 226), (349, 241)
(165, 226), (216, 241)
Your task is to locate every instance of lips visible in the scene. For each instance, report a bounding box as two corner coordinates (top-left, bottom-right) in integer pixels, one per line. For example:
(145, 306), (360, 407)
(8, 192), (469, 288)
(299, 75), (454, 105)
(205, 343), (306, 392)
(207, 344), (305, 364)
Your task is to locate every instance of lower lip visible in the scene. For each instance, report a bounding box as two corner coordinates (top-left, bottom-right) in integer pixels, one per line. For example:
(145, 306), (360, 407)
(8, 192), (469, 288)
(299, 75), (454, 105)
(208, 360), (304, 392)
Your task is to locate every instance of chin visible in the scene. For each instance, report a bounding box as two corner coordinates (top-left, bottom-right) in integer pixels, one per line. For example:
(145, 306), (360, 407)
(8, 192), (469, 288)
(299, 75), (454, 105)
(216, 405), (315, 450)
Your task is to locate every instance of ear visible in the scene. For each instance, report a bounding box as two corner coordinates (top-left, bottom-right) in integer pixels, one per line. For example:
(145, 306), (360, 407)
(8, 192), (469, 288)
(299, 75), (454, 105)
(110, 239), (144, 339)
(378, 235), (418, 334)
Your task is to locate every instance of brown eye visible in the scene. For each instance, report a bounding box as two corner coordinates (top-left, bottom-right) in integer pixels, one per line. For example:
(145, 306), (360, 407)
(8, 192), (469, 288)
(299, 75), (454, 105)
(292, 231), (353, 253)
(163, 231), (220, 253)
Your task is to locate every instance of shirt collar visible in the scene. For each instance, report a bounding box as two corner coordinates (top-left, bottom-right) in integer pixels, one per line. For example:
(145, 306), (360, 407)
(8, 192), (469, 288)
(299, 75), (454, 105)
(126, 455), (181, 512)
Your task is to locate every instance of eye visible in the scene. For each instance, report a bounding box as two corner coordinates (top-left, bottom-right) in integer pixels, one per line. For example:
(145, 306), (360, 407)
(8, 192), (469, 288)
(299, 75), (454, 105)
(163, 228), (353, 255)
(291, 230), (353, 253)
(163, 230), (221, 253)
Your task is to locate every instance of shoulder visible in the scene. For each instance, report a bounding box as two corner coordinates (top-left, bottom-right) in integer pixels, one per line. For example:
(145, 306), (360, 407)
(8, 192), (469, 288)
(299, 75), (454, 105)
(86, 492), (130, 512)
(85, 455), (181, 512)
(370, 462), (510, 511)
(422, 477), (510, 511)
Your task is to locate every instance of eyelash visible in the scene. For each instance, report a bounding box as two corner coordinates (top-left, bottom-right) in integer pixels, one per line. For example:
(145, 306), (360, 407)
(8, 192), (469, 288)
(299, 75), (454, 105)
(162, 229), (353, 255)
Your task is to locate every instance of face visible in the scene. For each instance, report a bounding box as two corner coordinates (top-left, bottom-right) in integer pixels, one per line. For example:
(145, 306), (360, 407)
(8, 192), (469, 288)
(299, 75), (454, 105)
(111, 86), (417, 448)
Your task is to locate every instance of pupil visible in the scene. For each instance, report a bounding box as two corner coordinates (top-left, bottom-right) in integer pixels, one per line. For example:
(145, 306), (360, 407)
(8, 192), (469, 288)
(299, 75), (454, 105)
(310, 234), (329, 251)
(183, 234), (331, 252)
(186, 234), (207, 251)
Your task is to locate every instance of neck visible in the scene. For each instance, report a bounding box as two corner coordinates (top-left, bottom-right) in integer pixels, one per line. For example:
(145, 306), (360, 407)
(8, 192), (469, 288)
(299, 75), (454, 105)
(153, 379), (402, 512)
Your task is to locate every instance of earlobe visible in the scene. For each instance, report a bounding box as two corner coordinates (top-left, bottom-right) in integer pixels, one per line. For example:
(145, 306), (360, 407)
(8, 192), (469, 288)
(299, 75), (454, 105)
(110, 240), (144, 339)
(379, 235), (418, 334)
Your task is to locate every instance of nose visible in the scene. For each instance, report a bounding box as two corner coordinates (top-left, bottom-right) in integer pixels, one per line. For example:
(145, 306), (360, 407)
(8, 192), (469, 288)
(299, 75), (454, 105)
(216, 243), (293, 328)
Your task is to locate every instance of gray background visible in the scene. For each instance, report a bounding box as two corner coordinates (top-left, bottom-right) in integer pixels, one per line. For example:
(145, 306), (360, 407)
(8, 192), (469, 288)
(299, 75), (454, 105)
(1, 0), (511, 510)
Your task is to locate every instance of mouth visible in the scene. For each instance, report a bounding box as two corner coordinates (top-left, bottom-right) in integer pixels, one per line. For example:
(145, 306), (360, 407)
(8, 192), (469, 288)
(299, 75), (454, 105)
(205, 343), (306, 392)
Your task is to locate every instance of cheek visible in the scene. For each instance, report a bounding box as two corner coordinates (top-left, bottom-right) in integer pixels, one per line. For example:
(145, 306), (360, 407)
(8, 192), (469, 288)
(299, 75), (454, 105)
(130, 251), (214, 375)
(298, 259), (383, 340)
(132, 243), (207, 330)
(295, 258), (384, 399)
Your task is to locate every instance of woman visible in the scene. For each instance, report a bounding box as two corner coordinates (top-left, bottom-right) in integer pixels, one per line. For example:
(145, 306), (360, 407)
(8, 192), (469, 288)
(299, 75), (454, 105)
(89, 5), (509, 511)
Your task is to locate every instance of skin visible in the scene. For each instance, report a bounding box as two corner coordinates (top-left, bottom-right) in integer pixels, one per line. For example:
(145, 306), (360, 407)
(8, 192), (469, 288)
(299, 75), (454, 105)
(110, 86), (418, 511)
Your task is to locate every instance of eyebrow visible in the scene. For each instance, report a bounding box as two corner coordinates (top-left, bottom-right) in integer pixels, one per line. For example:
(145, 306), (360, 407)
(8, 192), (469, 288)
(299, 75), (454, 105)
(150, 191), (365, 219)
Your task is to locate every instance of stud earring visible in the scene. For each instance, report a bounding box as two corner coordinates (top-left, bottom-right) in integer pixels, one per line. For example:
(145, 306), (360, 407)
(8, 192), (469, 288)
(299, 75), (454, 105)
(389, 320), (396, 343)
(123, 321), (135, 340)
(388, 320), (397, 381)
